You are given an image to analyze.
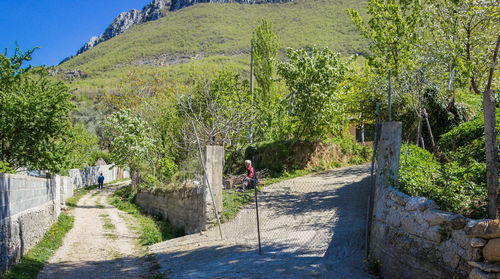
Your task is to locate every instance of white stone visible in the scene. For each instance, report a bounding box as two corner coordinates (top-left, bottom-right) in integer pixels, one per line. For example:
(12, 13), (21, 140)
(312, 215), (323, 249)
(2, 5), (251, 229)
(405, 196), (438, 211)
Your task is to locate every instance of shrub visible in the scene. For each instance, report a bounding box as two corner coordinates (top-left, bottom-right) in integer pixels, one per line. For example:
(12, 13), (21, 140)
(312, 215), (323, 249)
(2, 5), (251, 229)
(397, 145), (487, 218)
(0, 161), (14, 174)
(158, 157), (178, 183)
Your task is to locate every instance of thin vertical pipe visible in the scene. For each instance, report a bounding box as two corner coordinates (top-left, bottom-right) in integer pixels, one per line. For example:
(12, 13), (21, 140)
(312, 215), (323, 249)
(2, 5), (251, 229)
(365, 101), (380, 259)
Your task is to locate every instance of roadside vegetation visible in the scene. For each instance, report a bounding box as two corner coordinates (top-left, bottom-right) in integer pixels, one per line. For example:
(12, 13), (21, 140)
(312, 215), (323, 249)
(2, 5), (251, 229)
(2, 213), (74, 279)
(109, 185), (184, 245)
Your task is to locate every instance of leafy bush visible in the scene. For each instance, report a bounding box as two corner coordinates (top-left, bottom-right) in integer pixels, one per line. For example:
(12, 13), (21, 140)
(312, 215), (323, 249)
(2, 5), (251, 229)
(397, 145), (487, 218)
(0, 161), (14, 174)
(158, 157), (178, 183)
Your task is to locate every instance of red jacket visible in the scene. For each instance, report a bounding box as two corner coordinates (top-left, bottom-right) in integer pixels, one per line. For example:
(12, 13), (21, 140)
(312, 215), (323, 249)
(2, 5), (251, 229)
(247, 166), (254, 179)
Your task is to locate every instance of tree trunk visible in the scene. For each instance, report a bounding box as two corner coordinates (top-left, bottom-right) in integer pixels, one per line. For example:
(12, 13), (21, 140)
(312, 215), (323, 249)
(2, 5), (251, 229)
(486, 35), (500, 218)
(485, 88), (499, 218)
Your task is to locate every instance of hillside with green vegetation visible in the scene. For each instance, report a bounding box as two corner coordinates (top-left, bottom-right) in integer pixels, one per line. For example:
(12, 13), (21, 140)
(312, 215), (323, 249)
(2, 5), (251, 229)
(58, 0), (367, 92)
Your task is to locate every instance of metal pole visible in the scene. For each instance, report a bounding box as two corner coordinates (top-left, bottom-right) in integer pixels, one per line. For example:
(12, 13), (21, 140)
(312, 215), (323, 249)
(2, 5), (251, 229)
(365, 101), (380, 259)
(253, 157), (262, 255)
(191, 122), (224, 240)
(249, 44), (254, 144)
(388, 70), (392, 122)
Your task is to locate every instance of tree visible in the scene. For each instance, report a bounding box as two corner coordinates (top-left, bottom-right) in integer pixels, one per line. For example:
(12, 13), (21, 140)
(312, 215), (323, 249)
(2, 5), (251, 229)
(347, 0), (423, 75)
(103, 109), (155, 169)
(0, 47), (75, 173)
(177, 69), (253, 148)
(277, 47), (349, 139)
(251, 19), (279, 102)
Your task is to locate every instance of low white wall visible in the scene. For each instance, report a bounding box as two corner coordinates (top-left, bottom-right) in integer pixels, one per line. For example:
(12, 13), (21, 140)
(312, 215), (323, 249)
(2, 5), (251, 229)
(69, 165), (130, 189)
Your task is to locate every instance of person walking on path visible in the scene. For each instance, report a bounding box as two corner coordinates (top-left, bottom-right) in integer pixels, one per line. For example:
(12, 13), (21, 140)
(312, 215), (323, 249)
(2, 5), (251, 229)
(98, 173), (104, 190)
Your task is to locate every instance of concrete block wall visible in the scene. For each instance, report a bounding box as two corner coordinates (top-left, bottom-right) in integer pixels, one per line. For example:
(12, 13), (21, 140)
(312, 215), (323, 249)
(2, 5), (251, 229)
(0, 174), (60, 275)
(0, 174), (56, 220)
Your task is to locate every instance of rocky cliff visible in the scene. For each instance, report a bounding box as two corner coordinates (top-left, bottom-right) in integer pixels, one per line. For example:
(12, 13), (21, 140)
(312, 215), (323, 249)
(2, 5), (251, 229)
(61, 0), (291, 64)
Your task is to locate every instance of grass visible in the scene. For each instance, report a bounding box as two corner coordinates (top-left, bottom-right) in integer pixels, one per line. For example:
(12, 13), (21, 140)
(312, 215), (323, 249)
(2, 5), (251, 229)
(60, 0), (367, 73)
(109, 185), (184, 246)
(221, 168), (312, 222)
(3, 213), (74, 279)
(66, 187), (92, 209)
(99, 213), (116, 231)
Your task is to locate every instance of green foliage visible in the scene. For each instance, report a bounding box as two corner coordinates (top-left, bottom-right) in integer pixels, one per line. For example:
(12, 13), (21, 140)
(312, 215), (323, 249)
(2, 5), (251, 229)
(222, 189), (253, 222)
(277, 47), (349, 139)
(347, 0), (422, 74)
(3, 213), (74, 279)
(398, 145), (441, 196)
(251, 19), (279, 102)
(439, 108), (500, 155)
(59, 1), (367, 73)
(158, 157), (178, 183)
(0, 161), (14, 173)
(66, 122), (100, 169)
(231, 138), (370, 176)
(0, 47), (75, 173)
(110, 185), (184, 245)
(398, 145), (487, 218)
(87, 150), (113, 167)
(104, 109), (155, 168)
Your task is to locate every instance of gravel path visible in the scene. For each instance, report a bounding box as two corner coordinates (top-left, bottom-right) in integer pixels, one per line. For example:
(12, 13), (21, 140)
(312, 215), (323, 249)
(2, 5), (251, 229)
(150, 164), (375, 279)
(37, 182), (155, 279)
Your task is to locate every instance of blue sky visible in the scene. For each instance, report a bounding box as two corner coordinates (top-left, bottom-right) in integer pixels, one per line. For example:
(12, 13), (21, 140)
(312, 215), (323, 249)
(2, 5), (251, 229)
(1, 0), (151, 66)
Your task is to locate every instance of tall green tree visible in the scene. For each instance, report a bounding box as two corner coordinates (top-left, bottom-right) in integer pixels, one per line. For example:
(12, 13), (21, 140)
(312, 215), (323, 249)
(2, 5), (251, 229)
(0, 47), (74, 173)
(251, 19), (279, 102)
(348, 0), (423, 75)
(277, 47), (349, 140)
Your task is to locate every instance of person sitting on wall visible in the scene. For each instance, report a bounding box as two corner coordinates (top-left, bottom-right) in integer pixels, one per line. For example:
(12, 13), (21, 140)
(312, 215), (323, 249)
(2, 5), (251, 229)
(98, 173), (104, 190)
(237, 160), (254, 192)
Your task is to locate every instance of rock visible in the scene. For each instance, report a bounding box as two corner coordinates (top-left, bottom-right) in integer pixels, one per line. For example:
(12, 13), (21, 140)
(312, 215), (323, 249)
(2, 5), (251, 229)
(483, 239), (500, 262)
(386, 210), (401, 227)
(443, 244), (461, 268)
(423, 210), (451, 226)
(405, 197), (438, 211)
(469, 267), (500, 279)
(471, 238), (489, 248)
(452, 230), (470, 249)
(450, 215), (468, 230)
(387, 188), (409, 206)
(466, 219), (500, 239)
(469, 261), (500, 273)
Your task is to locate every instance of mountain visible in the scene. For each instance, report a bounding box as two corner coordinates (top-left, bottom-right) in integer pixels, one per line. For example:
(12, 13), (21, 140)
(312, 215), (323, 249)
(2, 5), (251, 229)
(65, 0), (294, 62)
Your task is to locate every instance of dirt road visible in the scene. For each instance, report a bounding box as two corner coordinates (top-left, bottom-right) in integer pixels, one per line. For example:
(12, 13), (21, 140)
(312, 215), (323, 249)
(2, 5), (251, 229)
(150, 164), (375, 279)
(36, 182), (156, 279)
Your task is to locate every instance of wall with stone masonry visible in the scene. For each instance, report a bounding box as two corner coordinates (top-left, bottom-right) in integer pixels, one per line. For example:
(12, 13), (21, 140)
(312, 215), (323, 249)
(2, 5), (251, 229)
(370, 186), (482, 278)
(135, 185), (215, 234)
(134, 145), (223, 235)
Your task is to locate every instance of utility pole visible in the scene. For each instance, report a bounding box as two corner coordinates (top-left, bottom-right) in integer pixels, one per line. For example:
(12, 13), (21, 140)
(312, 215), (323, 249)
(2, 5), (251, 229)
(249, 44), (254, 144)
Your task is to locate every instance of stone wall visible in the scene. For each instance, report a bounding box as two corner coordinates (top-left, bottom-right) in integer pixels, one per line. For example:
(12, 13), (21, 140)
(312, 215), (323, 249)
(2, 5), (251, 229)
(370, 186), (481, 278)
(369, 122), (500, 279)
(68, 164), (130, 189)
(0, 173), (61, 275)
(134, 145), (223, 234)
(135, 185), (214, 234)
